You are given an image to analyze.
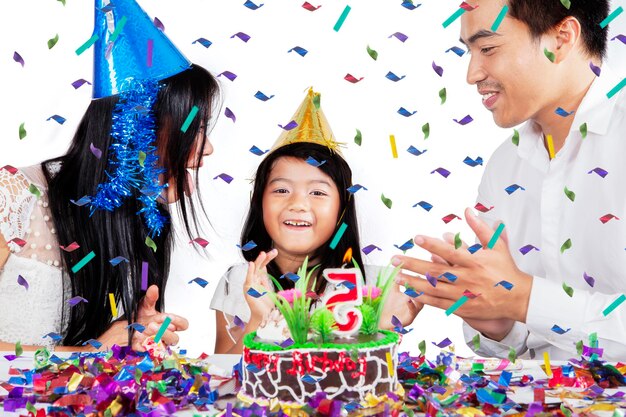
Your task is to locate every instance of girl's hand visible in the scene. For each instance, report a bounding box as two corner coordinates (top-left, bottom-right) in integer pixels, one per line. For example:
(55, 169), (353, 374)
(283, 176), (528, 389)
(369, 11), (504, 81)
(0, 233), (10, 270)
(380, 281), (422, 329)
(244, 249), (278, 322)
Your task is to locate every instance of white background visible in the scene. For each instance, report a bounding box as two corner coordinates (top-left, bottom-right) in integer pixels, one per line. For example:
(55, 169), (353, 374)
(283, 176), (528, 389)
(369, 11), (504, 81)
(1, 0), (624, 358)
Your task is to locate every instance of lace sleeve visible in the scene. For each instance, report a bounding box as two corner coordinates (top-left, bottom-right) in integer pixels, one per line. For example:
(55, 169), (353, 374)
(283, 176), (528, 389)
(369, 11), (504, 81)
(0, 168), (36, 253)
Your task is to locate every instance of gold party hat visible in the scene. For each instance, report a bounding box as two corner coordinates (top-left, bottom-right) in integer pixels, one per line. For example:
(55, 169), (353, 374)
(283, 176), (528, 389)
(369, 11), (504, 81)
(272, 88), (345, 153)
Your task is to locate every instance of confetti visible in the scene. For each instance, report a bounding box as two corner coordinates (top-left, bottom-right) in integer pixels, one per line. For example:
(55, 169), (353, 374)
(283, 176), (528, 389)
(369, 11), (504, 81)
(555, 107), (575, 117)
(519, 244), (540, 255)
(224, 107), (236, 123)
(583, 272), (595, 287)
(600, 6), (623, 29)
(490, 5), (508, 31)
(381, 194), (393, 209)
(305, 156), (326, 167)
(422, 123), (430, 139)
(354, 128), (362, 145)
(387, 135), (399, 158)
(544, 48), (556, 63)
(487, 223), (505, 249)
(445, 46), (466, 57)
(512, 129), (520, 146)
(60, 242), (80, 252)
(463, 156), (483, 167)
(254, 91), (274, 101)
(232, 315), (246, 330)
(432, 61), (443, 77)
(68, 296), (88, 306)
(362, 244), (381, 255)
(70, 196), (91, 206)
(145, 236), (157, 252)
(446, 295), (468, 316)
(366, 45), (378, 60)
(138, 151), (146, 167)
(439, 88), (447, 104)
(17, 275), (28, 290)
(600, 213), (620, 223)
(288, 46), (308, 56)
(109, 293), (118, 317)
(19, 123), (27, 140)
(71, 79), (92, 89)
(453, 115), (473, 125)
(579, 122), (588, 139)
(505, 184), (525, 194)
(192, 38), (212, 48)
(8, 237), (26, 247)
(407, 146), (426, 157)
(71, 251), (96, 274)
(28, 184), (41, 198)
(344, 73), (364, 83)
(244, 0), (264, 10)
(126, 323), (145, 332)
(403, 287), (423, 298)
(442, 213), (461, 224)
(560, 238), (572, 254)
(508, 347), (517, 363)
(442, 8), (465, 28)
(48, 34), (59, 49)
(302, 1), (321, 11)
(333, 5), (352, 31)
(611, 34), (626, 43)
(181, 106), (199, 133)
(190, 237), (209, 248)
(109, 256), (129, 266)
(43, 332), (63, 341)
(347, 184), (367, 194)
(588, 167), (608, 178)
(279, 338), (295, 348)
(433, 337), (452, 348)
(550, 324), (570, 335)
(603, 294), (626, 316)
(607, 78), (626, 99)
(217, 71), (237, 81)
(141, 261), (148, 290)
(439, 272), (457, 282)
(394, 239), (414, 252)
(302, 374), (319, 385)
(562, 282), (574, 297)
(495, 280), (513, 290)
(278, 120), (298, 130)
(76, 34), (99, 55)
(388, 32), (409, 42)
(401, 0), (420, 10)
(282, 272), (300, 282)
(249, 145), (269, 156)
(386, 71), (406, 82)
(474, 203), (493, 213)
(247, 287), (267, 298)
(238, 240), (258, 251)
(152, 16), (164, 31)
(13, 51), (25, 67)
(454, 233), (462, 249)
(560, 0), (571, 9)
(589, 61), (601, 77)
(188, 277), (209, 288)
(154, 316), (171, 344)
(413, 201), (433, 211)
(467, 243), (482, 254)
(544, 352), (552, 377)
(1, 165), (19, 175)
(472, 333), (480, 350)
(46, 115), (66, 124)
(329, 222), (348, 249)
(231, 32), (251, 42)
(90, 143), (103, 159)
(564, 186), (576, 202)
(431, 168), (451, 178)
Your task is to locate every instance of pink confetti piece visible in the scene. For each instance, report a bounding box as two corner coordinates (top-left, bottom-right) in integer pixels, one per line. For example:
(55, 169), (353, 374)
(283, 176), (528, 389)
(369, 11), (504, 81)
(453, 115), (474, 125)
(433, 337), (452, 348)
(224, 107), (236, 123)
(217, 71), (237, 81)
(583, 272), (595, 287)
(141, 261), (148, 291)
(459, 1), (478, 11)
(278, 120), (298, 130)
(13, 52), (25, 67)
(90, 143), (102, 159)
(589, 61), (601, 77)
(431, 167), (451, 178)
(432, 61), (444, 77)
(8, 238), (27, 247)
(71, 79), (91, 89)
(59, 242), (80, 252)
(388, 32), (409, 42)
(442, 213), (461, 224)
(599, 213), (619, 223)
(146, 39), (154, 67)
(17, 275), (28, 290)
(189, 237), (209, 248)
(213, 173), (234, 184)
(302, 1), (321, 11)
(344, 73), (364, 83)
(474, 202), (493, 213)
(68, 296), (88, 306)
(463, 289), (481, 299)
(230, 32), (251, 42)
(153, 17), (164, 31)
(1, 165), (19, 175)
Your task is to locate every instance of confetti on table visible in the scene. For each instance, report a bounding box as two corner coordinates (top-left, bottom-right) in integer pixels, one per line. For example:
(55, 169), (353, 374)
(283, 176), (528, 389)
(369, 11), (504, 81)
(495, 280), (513, 290)
(432, 61), (443, 77)
(188, 277), (209, 288)
(562, 282), (574, 297)
(463, 156), (483, 167)
(288, 46), (308, 56)
(413, 201), (433, 211)
(446, 46), (466, 57)
(603, 294), (626, 316)
(401, 0), (420, 10)
(600, 213), (620, 224)
(467, 243), (482, 254)
(109, 256), (129, 266)
(394, 239), (414, 251)
(333, 5), (351, 32)
(453, 115), (474, 125)
(19, 123), (27, 140)
(72, 79), (92, 89)
(192, 37), (212, 48)
(181, 106), (199, 133)
(442, 214), (461, 224)
(398, 107), (416, 118)
(439, 88), (447, 104)
(17, 275), (28, 290)
(600, 6), (623, 29)
(154, 316), (171, 344)
(564, 186), (576, 202)
(70, 196), (91, 206)
(366, 45), (378, 60)
(46, 115), (66, 124)
(354, 128), (362, 145)
(109, 293), (118, 317)
(504, 184), (525, 194)
(278, 120), (298, 130)
(13, 51), (25, 67)
(217, 71), (237, 81)
(491, 5), (508, 31)
(238, 240), (258, 251)
(90, 143), (103, 159)
(76, 34), (99, 55)
(145, 236), (157, 252)
(560, 238), (572, 254)
(386, 71), (405, 82)
(422, 123), (430, 139)
(487, 223), (505, 249)
(247, 287), (267, 298)
(344, 73), (364, 83)
(244, 0), (264, 9)
(555, 107), (575, 117)
(607, 78), (626, 99)
(68, 296), (88, 306)
(519, 244), (540, 255)
(362, 244), (381, 255)
(302, 1), (321, 11)
(588, 167), (609, 178)
(48, 34), (59, 49)
(71, 251), (96, 274)
(347, 184), (367, 194)
(543, 352), (552, 377)
(442, 7), (465, 28)
(407, 146), (427, 156)
(60, 242), (80, 252)
(381, 194), (393, 209)
(431, 168), (451, 178)
(389, 32), (409, 42)
(583, 272), (595, 287)
(544, 48), (556, 63)
(141, 261), (148, 290)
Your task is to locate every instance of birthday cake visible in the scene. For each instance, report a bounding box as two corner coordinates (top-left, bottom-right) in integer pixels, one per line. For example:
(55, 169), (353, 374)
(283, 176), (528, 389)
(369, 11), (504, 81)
(238, 259), (404, 411)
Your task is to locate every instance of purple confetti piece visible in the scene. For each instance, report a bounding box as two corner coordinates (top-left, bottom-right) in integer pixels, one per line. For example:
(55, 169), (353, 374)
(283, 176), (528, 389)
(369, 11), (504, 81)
(249, 145), (269, 156)
(279, 338), (294, 348)
(192, 38), (212, 48)
(288, 46), (308, 56)
(398, 107), (417, 117)
(550, 324), (570, 334)
(555, 107), (575, 117)
(141, 261), (148, 290)
(432, 61), (444, 77)
(362, 244), (381, 255)
(109, 256), (129, 266)
(90, 143), (102, 159)
(583, 272), (595, 287)
(126, 323), (145, 332)
(254, 91), (274, 101)
(233, 315), (245, 329)
(68, 296), (88, 306)
(430, 167), (451, 178)
(445, 46), (466, 57)
(347, 184), (367, 194)
(153, 17), (164, 31)
(453, 115), (474, 125)
(70, 195), (91, 206)
(213, 173), (234, 184)
(426, 272), (437, 287)
(612, 34), (626, 44)
(589, 61), (602, 77)
(231, 32), (251, 42)
(519, 244), (540, 255)
(588, 167), (608, 178)
(217, 71), (237, 81)
(13, 51), (25, 67)
(17, 275), (28, 290)
(188, 277), (209, 288)
(391, 315), (403, 328)
(278, 120), (298, 130)
(305, 156), (326, 167)
(46, 115), (66, 124)
(388, 32), (409, 42)
(433, 337), (452, 348)
(3, 355), (18, 361)
(71, 79), (91, 89)
(224, 107), (236, 123)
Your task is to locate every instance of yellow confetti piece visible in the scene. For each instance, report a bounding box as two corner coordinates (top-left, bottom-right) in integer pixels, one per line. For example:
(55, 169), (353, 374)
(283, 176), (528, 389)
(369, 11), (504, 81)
(389, 135), (398, 158)
(386, 351), (394, 377)
(109, 293), (118, 317)
(107, 398), (123, 416)
(543, 351), (552, 377)
(546, 134), (555, 160)
(67, 372), (84, 392)
(456, 407), (485, 417)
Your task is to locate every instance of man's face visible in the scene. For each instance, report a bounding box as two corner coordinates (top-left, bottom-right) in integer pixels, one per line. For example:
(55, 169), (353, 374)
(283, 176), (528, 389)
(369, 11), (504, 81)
(460, 0), (557, 128)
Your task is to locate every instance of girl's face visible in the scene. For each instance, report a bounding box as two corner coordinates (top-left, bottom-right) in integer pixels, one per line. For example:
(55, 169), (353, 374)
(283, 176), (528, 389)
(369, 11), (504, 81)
(262, 156), (341, 262)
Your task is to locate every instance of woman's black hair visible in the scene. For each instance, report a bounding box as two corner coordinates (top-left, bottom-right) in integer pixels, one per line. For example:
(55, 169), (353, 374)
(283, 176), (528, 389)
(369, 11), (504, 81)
(42, 64), (220, 346)
(241, 142), (363, 293)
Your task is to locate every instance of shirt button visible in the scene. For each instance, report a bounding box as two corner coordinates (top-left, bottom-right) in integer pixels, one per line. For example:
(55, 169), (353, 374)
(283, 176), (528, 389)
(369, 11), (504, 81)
(53, 260), (60, 267)
(30, 243), (37, 249)
(44, 215), (50, 222)
(45, 244), (52, 250)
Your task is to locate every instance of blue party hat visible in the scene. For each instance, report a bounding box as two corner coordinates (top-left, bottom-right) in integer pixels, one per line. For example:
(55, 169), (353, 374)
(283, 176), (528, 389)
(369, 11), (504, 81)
(93, 0), (191, 98)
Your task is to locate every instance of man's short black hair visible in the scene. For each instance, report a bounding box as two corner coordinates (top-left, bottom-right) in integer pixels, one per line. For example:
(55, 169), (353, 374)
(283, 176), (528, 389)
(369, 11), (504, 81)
(508, 0), (610, 59)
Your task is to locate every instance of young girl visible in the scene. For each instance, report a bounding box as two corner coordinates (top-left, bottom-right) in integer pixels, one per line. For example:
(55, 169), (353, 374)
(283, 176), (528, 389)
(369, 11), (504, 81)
(211, 90), (421, 354)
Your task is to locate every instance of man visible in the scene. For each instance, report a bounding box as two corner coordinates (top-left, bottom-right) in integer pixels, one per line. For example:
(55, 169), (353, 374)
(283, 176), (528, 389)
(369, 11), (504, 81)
(394, 0), (626, 360)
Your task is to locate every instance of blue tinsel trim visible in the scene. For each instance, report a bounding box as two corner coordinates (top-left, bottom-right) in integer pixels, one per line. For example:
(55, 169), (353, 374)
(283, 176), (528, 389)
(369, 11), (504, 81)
(90, 79), (168, 237)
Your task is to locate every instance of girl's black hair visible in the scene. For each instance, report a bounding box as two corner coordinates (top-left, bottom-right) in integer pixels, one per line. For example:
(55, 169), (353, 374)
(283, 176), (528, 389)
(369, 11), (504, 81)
(42, 64), (220, 346)
(241, 142), (363, 293)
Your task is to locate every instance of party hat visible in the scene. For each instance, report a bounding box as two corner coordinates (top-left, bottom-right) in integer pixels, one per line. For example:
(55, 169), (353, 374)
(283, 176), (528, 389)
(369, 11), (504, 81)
(93, 0), (191, 98)
(272, 88), (345, 153)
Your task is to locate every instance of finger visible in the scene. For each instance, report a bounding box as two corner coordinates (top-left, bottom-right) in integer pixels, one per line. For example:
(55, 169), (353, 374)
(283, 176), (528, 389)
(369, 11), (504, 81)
(395, 272), (461, 300)
(259, 249), (277, 271)
(244, 261), (256, 287)
(158, 330), (180, 346)
(392, 255), (460, 281)
(139, 285), (160, 316)
(431, 254), (451, 266)
(253, 251), (268, 273)
(465, 207), (507, 251)
(410, 235), (469, 267)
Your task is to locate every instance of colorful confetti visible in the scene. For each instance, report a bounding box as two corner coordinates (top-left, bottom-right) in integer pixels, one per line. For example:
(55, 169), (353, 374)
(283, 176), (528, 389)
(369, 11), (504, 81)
(344, 73), (364, 83)
(188, 277), (209, 288)
(362, 244), (382, 255)
(445, 46), (466, 57)
(555, 107), (575, 117)
(603, 294), (626, 316)
(562, 282), (574, 297)
(600, 6), (624, 29)
(354, 128), (362, 145)
(490, 5), (508, 31)
(519, 244), (540, 255)
(388, 32), (409, 42)
(279, 120), (298, 130)
(381, 194), (393, 209)
(607, 78), (626, 99)
(192, 37), (212, 48)
(154, 316), (172, 344)
(68, 296), (88, 306)
(600, 213), (620, 224)
(495, 280), (513, 290)
(463, 156), (483, 167)
(71, 251), (96, 274)
(17, 275), (28, 290)
(504, 184), (525, 194)
(442, 8), (465, 28)
(109, 256), (129, 266)
(439, 88), (447, 104)
(48, 34), (59, 49)
(90, 143), (103, 159)
(487, 223), (505, 249)
(432, 61), (443, 77)
(13, 51), (25, 67)
(333, 5), (352, 32)
(442, 214), (461, 224)
(288, 46), (308, 56)
(302, 1), (321, 11)
(394, 239), (414, 252)
(181, 106), (199, 133)
(71, 79), (92, 89)
(18, 123), (26, 140)
(453, 115), (473, 125)
(413, 201), (433, 211)
(347, 184), (367, 194)
(366, 45), (378, 60)
(431, 168), (451, 178)
(560, 238), (572, 253)
(588, 167), (609, 178)
(422, 123), (430, 139)
(544, 48), (556, 63)
(217, 71), (237, 81)
(583, 272), (595, 287)
(238, 240), (258, 251)
(60, 241), (80, 252)
(145, 236), (157, 252)
(305, 156), (326, 167)
(76, 34), (99, 56)
(244, 0), (264, 10)
(46, 115), (66, 124)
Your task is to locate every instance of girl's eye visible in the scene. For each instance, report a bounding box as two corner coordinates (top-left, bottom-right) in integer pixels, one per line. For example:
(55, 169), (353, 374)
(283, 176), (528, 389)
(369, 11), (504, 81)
(273, 188), (289, 194)
(311, 190), (328, 196)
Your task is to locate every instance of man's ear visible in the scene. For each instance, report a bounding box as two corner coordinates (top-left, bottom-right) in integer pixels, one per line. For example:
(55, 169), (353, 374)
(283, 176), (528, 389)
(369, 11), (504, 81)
(553, 16), (582, 63)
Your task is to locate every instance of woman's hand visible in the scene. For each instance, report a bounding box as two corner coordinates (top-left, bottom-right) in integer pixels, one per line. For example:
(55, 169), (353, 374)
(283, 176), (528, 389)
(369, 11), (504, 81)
(244, 249), (278, 323)
(0, 233), (10, 270)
